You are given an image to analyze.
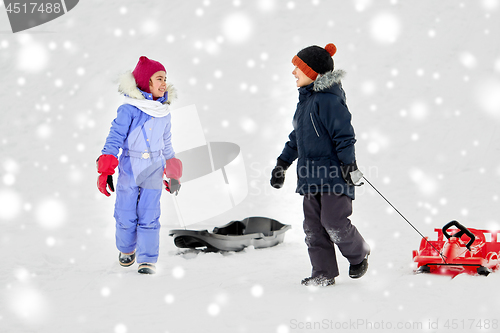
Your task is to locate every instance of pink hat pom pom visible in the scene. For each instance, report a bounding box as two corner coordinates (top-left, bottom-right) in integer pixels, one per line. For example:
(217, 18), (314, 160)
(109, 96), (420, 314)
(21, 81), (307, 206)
(325, 43), (337, 57)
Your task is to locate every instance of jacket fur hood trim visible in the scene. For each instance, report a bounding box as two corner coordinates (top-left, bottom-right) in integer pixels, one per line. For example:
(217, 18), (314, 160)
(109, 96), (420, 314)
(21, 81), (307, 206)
(118, 70), (177, 105)
(313, 69), (346, 92)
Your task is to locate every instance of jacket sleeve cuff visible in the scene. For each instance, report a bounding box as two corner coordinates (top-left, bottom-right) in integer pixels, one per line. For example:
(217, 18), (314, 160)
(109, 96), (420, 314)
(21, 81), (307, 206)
(276, 157), (291, 170)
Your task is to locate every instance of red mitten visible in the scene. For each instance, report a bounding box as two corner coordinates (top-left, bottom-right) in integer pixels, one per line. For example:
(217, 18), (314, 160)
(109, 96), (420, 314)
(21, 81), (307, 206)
(98, 174), (115, 197)
(96, 155), (119, 197)
(164, 158), (183, 179)
(163, 158), (182, 195)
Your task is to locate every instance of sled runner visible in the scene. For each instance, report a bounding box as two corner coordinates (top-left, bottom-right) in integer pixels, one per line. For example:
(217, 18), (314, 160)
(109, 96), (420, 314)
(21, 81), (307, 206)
(412, 221), (500, 277)
(169, 217), (291, 252)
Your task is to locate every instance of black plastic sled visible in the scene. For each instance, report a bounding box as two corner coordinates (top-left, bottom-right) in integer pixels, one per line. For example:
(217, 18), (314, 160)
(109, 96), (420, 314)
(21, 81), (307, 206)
(168, 217), (291, 252)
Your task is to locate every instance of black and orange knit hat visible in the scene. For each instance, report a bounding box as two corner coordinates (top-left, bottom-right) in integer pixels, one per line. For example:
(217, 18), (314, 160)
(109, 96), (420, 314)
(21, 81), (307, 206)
(292, 43), (337, 80)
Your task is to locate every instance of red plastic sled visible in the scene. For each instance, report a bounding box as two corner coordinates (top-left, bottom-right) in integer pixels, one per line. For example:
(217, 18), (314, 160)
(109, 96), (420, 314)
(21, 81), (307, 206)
(412, 221), (500, 277)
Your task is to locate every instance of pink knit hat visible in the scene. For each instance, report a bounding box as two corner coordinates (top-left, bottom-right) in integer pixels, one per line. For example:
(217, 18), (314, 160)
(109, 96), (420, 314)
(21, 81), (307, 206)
(132, 56), (166, 93)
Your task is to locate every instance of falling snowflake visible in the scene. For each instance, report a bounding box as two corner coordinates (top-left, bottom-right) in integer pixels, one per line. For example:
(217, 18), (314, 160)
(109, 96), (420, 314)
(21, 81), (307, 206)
(369, 12), (401, 44)
(459, 52), (477, 69)
(222, 13), (253, 43)
(35, 198), (67, 230)
(207, 303), (220, 316)
(257, 0), (276, 12)
(409, 101), (429, 121)
(172, 266), (185, 279)
(114, 323), (127, 333)
(17, 41), (49, 73)
(409, 168), (437, 195)
(475, 78), (500, 118)
(101, 287), (111, 297)
(164, 294), (175, 304)
(277, 324), (290, 333)
(251, 284), (264, 297)
(354, 0), (373, 12)
(9, 287), (49, 323)
(0, 189), (22, 221)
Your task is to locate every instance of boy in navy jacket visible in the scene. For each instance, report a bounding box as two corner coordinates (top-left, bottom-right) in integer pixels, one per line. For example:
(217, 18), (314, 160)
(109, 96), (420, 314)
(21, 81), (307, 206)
(271, 44), (370, 286)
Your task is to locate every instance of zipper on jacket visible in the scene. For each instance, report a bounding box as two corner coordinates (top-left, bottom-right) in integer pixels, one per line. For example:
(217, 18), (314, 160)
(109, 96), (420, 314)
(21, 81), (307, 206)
(310, 113), (320, 137)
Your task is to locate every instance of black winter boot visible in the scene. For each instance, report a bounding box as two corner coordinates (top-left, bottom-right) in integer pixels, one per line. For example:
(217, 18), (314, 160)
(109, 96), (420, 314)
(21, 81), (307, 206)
(301, 275), (335, 287)
(349, 254), (369, 279)
(138, 263), (156, 274)
(119, 251), (136, 267)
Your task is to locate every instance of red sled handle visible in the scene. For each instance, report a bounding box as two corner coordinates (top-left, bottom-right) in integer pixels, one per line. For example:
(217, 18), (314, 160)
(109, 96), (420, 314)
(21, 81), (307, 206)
(442, 220), (476, 251)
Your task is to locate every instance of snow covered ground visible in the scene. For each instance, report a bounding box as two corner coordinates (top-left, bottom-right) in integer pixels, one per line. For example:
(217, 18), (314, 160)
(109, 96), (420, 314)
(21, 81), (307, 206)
(1, 0), (500, 332)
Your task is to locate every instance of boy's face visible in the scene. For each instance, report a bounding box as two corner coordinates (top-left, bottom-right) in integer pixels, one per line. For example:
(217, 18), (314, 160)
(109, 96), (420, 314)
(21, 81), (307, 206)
(149, 71), (167, 99)
(292, 66), (314, 87)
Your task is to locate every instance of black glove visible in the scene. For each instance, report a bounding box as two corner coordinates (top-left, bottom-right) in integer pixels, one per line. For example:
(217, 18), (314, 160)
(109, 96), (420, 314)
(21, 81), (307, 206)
(341, 162), (364, 186)
(164, 178), (181, 195)
(270, 158), (291, 189)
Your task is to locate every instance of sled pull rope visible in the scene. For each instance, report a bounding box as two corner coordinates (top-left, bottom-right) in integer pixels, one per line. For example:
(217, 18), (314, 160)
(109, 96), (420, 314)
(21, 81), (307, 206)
(363, 176), (447, 263)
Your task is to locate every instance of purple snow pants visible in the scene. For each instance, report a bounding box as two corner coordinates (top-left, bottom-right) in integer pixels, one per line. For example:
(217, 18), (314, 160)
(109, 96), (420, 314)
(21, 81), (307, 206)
(303, 192), (370, 278)
(114, 156), (164, 264)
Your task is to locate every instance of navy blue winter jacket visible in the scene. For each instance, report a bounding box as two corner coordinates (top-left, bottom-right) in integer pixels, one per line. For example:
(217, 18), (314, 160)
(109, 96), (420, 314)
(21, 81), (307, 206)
(279, 70), (357, 199)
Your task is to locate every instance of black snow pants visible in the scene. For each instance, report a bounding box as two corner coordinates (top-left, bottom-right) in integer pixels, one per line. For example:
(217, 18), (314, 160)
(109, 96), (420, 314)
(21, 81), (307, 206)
(303, 192), (370, 278)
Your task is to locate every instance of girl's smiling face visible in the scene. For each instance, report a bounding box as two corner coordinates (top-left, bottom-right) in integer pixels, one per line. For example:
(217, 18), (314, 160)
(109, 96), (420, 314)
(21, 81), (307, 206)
(149, 71), (167, 100)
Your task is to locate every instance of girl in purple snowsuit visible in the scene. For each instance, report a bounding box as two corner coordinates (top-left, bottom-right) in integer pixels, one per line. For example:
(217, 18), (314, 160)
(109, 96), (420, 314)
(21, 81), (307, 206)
(271, 44), (370, 286)
(97, 56), (182, 274)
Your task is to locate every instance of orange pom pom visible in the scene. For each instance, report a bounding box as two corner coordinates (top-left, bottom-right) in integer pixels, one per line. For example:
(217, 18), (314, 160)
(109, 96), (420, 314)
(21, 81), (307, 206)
(325, 43), (337, 57)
